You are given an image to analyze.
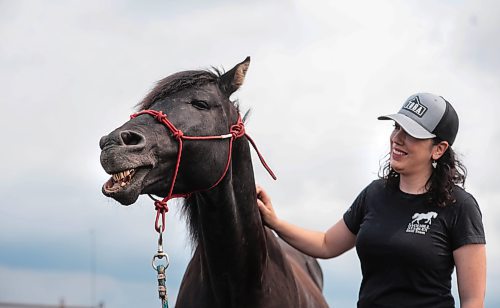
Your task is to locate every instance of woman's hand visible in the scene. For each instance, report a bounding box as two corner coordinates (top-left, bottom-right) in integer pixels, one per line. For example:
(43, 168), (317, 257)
(256, 185), (281, 229)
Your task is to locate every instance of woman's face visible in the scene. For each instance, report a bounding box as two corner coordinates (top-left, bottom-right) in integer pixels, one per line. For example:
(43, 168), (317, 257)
(389, 123), (437, 177)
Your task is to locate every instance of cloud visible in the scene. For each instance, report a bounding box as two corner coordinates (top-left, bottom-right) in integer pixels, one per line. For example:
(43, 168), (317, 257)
(448, 0), (500, 74)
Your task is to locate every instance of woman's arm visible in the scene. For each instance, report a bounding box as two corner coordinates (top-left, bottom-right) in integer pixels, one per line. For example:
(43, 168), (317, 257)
(453, 244), (486, 308)
(257, 185), (356, 259)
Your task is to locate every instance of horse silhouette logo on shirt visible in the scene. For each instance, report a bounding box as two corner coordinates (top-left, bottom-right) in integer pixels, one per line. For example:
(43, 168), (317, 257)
(411, 212), (438, 224)
(406, 211), (438, 235)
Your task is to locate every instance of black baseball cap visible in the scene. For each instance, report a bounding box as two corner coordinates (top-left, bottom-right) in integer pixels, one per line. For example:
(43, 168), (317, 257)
(378, 93), (459, 145)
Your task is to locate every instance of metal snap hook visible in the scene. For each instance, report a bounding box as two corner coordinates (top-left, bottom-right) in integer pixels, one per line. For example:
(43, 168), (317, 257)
(152, 251), (170, 271)
(152, 225), (170, 270)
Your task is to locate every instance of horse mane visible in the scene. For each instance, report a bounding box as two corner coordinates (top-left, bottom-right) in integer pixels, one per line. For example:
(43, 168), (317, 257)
(137, 68), (232, 111)
(181, 196), (202, 246)
(181, 189), (249, 247)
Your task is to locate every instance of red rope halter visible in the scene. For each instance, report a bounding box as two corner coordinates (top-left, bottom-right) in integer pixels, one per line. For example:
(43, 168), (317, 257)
(130, 110), (276, 232)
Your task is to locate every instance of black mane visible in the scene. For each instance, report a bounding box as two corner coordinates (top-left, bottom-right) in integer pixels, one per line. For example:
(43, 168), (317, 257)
(181, 195), (202, 246)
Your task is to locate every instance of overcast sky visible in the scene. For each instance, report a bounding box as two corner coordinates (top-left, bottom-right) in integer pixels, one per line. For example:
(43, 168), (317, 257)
(1, 0), (499, 307)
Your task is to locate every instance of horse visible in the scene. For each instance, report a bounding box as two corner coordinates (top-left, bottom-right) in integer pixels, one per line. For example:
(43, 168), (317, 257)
(411, 212), (438, 224)
(99, 57), (329, 307)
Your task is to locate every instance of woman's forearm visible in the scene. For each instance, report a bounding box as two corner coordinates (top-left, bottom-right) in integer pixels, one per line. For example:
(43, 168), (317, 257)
(273, 219), (331, 258)
(274, 218), (356, 259)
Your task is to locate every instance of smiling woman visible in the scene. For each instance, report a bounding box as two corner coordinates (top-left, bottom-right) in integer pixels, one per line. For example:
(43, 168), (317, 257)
(257, 92), (486, 308)
(379, 93), (467, 207)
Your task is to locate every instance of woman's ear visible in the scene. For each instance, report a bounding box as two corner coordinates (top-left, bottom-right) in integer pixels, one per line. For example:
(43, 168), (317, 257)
(432, 141), (449, 160)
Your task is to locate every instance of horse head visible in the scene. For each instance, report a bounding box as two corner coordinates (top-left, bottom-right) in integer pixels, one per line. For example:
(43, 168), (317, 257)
(99, 57), (251, 205)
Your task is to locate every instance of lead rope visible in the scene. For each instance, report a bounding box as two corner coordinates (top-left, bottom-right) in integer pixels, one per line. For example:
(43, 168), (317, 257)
(131, 109), (277, 308)
(152, 226), (169, 308)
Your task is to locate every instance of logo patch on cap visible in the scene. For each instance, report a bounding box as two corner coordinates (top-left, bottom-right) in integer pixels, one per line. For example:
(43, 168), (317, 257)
(403, 96), (428, 118)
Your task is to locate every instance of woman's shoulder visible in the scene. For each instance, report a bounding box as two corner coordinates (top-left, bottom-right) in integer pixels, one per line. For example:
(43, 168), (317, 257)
(449, 185), (481, 212)
(367, 178), (387, 190)
(451, 185), (477, 204)
(361, 179), (388, 196)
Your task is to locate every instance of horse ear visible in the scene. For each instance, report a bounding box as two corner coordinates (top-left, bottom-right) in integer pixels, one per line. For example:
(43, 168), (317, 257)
(220, 56), (250, 96)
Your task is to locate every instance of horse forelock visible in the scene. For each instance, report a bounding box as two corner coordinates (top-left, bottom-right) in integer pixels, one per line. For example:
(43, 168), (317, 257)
(136, 70), (221, 111)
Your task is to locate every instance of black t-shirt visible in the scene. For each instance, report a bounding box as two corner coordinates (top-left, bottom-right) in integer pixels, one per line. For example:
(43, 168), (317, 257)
(343, 179), (486, 308)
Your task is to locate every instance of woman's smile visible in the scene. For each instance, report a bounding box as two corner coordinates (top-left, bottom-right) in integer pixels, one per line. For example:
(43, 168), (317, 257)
(391, 146), (408, 160)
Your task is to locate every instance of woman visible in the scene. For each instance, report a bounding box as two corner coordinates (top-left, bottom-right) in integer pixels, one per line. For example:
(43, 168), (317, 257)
(257, 93), (486, 307)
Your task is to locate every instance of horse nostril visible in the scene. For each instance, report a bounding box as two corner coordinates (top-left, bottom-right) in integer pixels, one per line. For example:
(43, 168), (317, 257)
(120, 131), (144, 146)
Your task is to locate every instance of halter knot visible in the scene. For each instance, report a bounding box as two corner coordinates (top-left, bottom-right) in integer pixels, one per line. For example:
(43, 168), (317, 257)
(230, 121), (245, 139)
(154, 200), (169, 213)
(172, 130), (184, 140)
(155, 111), (167, 122)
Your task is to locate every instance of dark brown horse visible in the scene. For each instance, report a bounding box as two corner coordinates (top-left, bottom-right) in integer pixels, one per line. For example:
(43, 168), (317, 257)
(99, 58), (329, 307)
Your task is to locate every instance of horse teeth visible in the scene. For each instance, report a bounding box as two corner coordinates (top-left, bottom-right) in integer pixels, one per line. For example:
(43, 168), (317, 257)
(111, 169), (136, 183)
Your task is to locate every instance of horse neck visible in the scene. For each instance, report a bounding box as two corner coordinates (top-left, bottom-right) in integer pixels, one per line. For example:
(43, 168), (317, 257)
(194, 137), (268, 304)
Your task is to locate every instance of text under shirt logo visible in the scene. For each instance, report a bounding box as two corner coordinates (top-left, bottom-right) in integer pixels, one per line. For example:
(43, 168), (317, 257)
(403, 96), (428, 117)
(406, 211), (438, 235)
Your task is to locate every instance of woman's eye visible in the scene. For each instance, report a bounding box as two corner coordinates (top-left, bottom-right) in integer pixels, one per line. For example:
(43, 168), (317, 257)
(190, 100), (209, 110)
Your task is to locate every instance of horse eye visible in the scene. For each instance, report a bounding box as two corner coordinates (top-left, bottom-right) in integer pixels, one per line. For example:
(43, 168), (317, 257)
(191, 100), (209, 110)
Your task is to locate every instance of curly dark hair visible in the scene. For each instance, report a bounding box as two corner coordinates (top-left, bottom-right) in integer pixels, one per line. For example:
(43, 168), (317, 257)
(379, 138), (467, 207)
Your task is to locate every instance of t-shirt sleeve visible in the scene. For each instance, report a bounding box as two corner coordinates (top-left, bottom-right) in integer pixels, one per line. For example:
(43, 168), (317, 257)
(343, 184), (369, 235)
(451, 194), (486, 250)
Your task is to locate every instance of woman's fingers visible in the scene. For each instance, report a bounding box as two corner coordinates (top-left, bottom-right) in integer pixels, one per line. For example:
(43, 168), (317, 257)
(257, 198), (265, 209)
(256, 185), (272, 206)
(256, 184), (280, 228)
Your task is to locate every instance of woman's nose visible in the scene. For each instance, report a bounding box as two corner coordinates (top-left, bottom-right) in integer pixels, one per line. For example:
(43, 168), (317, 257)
(391, 128), (406, 144)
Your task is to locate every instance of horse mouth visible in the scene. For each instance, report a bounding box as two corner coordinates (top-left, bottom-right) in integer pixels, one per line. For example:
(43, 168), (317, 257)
(102, 167), (150, 205)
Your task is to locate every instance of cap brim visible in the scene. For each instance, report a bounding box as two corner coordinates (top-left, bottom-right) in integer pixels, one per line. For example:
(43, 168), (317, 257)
(378, 113), (436, 139)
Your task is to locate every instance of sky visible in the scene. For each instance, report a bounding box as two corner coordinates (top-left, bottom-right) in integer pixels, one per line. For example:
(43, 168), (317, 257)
(1, 0), (499, 307)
